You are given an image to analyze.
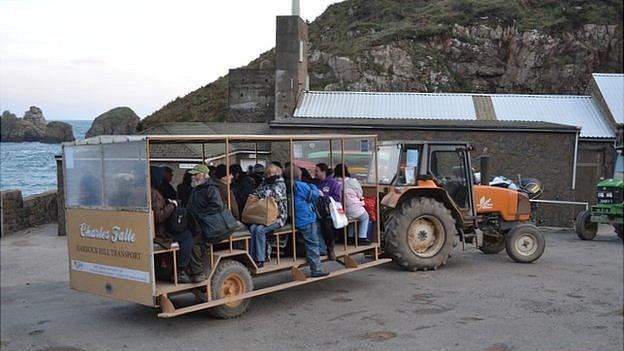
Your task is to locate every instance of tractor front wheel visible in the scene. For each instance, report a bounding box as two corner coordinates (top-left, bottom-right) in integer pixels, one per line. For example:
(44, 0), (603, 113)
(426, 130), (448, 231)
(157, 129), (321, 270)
(385, 197), (456, 271)
(505, 224), (545, 263)
(575, 210), (597, 240)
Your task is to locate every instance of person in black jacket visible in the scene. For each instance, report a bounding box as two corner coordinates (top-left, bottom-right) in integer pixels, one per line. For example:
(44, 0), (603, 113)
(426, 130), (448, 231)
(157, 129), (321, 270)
(177, 170), (193, 207)
(186, 164), (224, 283)
(159, 166), (177, 201)
(230, 164), (255, 213)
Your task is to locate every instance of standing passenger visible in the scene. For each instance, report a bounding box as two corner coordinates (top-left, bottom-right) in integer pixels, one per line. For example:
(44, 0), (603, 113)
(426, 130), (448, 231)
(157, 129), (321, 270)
(289, 166), (328, 277)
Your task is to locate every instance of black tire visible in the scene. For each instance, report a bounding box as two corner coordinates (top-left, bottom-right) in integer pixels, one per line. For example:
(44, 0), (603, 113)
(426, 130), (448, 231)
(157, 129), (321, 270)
(479, 234), (506, 254)
(385, 197), (456, 271)
(208, 259), (253, 319)
(505, 224), (545, 263)
(615, 224), (623, 240)
(575, 210), (597, 240)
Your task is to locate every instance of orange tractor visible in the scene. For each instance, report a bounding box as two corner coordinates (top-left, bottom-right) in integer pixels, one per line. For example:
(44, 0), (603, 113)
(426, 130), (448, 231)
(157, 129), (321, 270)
(376, 141), (545, 270)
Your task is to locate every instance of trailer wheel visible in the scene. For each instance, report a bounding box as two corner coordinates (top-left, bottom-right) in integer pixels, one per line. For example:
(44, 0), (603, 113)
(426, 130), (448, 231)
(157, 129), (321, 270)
(208, 259), (253, 319)
(575, 210), (597, 240)
(505, 224), (545, 263)
(479, 233), (505, 254)
(615, 224), (623, 240)
(385, 197), (456, 271)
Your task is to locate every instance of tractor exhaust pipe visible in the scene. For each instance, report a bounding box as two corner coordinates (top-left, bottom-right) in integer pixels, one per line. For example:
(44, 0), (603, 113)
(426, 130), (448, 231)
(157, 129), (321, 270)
(480, 155), (490, 185)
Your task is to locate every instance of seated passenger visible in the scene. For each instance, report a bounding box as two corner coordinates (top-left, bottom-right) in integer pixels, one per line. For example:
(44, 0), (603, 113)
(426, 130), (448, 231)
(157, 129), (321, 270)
(314, 163), (342, 260)
(248, 164), (288, 268)
(186, 164), (230, 283)
(271, 161), (283, 173)
(334, 164), (370, 245)
(159, 166), (177, 201)
(150, 166), (193, 283)
(250, 163), (265, 188)
(289, 166), (328, 277)
(177, 170), (193, 207)
(230, 164), (255, 214)
(213, 165), (240, 219)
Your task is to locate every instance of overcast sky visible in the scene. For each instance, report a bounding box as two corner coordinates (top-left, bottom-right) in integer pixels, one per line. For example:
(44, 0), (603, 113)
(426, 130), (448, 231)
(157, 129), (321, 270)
(0, 0), (343, 120)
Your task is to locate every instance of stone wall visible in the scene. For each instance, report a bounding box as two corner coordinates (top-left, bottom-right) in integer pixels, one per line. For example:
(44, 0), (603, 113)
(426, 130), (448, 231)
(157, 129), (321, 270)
(56, 158), (66, 236)
(1, 189), (58, 236)
(270, 125), (581, 227)
(227, 68), (275, 123)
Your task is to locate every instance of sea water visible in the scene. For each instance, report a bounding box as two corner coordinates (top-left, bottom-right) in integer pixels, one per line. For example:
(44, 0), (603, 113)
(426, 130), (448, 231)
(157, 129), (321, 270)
(0, 120), (91, 196)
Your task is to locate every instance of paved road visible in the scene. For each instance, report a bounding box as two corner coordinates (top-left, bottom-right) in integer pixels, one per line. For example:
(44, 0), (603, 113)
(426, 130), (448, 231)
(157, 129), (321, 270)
(1, 224), (622, 351)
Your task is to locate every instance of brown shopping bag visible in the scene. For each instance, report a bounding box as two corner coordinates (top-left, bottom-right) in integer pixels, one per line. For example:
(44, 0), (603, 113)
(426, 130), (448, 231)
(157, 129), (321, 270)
(242, 195), (278, 225)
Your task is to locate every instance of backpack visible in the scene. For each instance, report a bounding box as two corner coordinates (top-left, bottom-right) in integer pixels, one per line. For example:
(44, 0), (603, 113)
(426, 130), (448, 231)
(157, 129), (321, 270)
(166, 205), (189, 235)
(313, 195), (330, 219)
(187, 182), (239, 244)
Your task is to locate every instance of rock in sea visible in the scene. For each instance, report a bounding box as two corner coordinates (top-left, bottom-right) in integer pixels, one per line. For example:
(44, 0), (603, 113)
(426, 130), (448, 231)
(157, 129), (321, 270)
(0, 107), (75, 143)
(85, 107), (140, 138)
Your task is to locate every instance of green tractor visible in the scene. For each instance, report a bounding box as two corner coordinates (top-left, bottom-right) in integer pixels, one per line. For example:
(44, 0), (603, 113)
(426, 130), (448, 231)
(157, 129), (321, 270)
(575, 146), (623, 240)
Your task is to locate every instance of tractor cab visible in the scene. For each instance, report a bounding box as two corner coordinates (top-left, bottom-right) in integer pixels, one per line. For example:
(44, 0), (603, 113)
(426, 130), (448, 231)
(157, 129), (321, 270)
(376, 141), (477, 227)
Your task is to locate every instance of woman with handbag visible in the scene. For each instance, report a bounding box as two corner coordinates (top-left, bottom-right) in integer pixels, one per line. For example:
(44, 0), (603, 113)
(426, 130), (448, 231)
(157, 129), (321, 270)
(289, 166), (328, 277)
(334, 164), (371, 245)
(314, 163), (341, 260)
(247, 164), (288, 268)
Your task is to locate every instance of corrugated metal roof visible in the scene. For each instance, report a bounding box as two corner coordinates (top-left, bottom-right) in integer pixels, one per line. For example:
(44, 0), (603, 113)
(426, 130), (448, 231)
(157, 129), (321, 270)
(491, 95), (613, 139)
(293, 91), (615, 139)
(593, 73), (624, 124)
(295, 91), (476, 120)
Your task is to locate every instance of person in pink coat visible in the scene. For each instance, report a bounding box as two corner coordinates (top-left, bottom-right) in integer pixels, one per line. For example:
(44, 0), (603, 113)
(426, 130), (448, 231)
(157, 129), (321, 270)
(334, 164), (370, 245)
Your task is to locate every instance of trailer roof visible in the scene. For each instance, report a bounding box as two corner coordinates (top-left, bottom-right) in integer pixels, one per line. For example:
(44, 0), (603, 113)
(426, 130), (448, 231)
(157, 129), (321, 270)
(64, 134), (378, 146)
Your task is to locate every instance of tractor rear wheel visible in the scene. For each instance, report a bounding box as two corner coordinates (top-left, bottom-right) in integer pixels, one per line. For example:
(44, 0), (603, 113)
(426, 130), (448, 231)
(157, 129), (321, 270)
(385, 197), (456, 271)
(479, 233), (506, 254)
(505, 224), (545, 263)
(208, 259), (253, 319)
(575, 210), (597, 240)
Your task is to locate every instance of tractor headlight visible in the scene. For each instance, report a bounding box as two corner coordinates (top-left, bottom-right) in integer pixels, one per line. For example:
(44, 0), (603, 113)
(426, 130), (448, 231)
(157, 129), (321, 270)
(605, 192), (614, 198)
(597, 192), (604, 198)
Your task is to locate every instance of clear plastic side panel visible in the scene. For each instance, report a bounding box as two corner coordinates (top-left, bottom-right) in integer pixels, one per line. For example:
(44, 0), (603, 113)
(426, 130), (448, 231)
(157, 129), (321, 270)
(64, 144), (104, 207)
(103, 141), (148, 209)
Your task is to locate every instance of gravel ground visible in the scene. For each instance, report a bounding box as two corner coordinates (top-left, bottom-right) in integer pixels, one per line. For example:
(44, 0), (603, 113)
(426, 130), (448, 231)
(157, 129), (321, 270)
(1, 223), (622, 351)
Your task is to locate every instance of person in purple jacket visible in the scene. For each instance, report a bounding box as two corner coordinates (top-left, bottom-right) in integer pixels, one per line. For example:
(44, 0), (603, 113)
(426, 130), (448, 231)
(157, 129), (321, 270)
(314, 163), (342, 260)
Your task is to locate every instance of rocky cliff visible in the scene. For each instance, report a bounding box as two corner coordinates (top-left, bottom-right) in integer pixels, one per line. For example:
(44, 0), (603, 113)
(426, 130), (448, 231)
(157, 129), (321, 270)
(1, 107), (75, 143)
(85, 107), (140, 138)
(141, 0), (623, 129)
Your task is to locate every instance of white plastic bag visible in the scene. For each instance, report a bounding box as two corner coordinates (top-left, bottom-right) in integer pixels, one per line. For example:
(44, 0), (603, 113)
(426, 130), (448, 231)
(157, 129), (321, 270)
(329, 197), (348, 229)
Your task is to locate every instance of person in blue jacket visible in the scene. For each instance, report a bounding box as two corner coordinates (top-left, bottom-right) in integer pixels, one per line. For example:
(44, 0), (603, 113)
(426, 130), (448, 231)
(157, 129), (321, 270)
(289, 166), (329, 278)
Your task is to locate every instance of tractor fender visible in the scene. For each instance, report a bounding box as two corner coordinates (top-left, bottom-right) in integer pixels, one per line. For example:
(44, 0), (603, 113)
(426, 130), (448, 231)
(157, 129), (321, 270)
(382, 187), (464, 228)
